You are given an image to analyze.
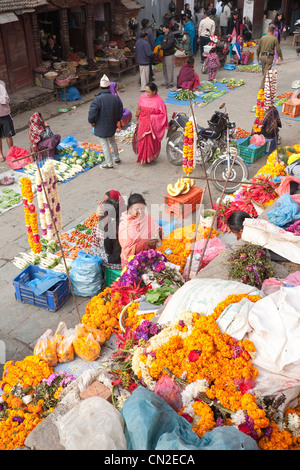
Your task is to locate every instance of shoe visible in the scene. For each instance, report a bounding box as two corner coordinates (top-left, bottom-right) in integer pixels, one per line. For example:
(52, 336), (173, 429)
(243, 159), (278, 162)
(114, 158), (121, 164)
(167, 84), (174, 89)
(140, 90), (145, 92)
(100, 163), (113, 169)
(161, 82), (168, 86)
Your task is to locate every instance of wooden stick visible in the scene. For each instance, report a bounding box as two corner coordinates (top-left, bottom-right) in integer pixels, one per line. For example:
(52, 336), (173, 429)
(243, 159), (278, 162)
(188, 89), (214, 207)
(195, 153), (239, 275)
(186, 183), (207, 280)
(33, 151), (81, 322)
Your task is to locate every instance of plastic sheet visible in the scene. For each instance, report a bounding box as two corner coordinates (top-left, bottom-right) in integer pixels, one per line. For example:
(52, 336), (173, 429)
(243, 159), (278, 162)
(121, 387), (258, 450)
(57, 397), (127, 450)
(267, 193), (300, 227)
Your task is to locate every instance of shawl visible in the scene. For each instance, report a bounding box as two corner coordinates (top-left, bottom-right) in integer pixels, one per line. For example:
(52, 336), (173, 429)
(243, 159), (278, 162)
(29, 112), (45, 151)
(106, 190), (126, 213)
(177, 63), (196, 87)
(118, 210), (159, 265)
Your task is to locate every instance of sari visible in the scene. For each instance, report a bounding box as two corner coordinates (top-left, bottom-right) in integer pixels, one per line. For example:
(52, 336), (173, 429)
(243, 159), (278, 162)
(136, 93), (169, 164)
(110, 82), (132, 128)
(118, 210), (160, 267)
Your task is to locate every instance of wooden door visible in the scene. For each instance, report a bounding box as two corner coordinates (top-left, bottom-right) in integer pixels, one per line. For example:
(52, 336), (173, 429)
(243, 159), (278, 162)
(2, 19), (32, 91)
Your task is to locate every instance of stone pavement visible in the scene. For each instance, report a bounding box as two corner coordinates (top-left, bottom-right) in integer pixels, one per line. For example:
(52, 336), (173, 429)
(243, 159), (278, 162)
(0, 36), (299, 377)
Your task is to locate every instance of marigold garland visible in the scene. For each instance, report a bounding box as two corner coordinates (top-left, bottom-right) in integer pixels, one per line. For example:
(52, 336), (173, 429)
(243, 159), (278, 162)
(182, 119), (195, 175)
(124, 301), (155, 330)
(20, 177), (41, 254)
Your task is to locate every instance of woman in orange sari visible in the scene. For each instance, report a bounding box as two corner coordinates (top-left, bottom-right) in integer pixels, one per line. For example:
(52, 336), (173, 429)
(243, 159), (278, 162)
(118, 193), (162, 267)
(135, 82), (169, 165)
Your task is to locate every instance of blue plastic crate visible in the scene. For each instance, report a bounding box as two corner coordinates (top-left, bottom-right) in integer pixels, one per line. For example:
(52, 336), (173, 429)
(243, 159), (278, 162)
(13, 265), (70, 312)
(265, 137), (277, 155)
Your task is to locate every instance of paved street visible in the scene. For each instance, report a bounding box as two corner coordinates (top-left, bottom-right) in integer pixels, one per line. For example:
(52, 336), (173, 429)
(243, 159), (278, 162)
(0, 35), (299, 375)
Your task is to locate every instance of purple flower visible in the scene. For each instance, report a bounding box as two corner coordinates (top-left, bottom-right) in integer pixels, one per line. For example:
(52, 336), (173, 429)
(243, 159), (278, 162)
(12, 416), (24, 423)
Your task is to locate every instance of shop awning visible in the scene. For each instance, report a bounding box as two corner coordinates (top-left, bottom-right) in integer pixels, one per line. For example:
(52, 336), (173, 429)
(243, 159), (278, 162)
(0, 0), (48, 13)
(120, 0), (143, 10)
(0, 12), (18, 24)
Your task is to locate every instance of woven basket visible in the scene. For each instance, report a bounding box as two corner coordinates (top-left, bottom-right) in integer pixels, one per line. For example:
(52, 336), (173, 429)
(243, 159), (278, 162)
(44, 71), (58, 81)
(55, 77), (70, 87)
(119, 299), (141, 332)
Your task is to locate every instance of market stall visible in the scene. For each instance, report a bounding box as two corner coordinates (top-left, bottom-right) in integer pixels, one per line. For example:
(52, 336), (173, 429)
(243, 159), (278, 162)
(3, 92), (300, 450)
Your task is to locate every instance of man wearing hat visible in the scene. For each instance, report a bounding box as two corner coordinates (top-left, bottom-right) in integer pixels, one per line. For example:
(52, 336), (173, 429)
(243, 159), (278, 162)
(88, 74), (123, 169)
(0, 80), (15, 162)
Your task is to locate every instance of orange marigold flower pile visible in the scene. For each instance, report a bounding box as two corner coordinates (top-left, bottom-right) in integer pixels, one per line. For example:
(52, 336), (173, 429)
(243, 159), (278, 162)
(82, 287), (122, 340)
(158, 224), (219, 272)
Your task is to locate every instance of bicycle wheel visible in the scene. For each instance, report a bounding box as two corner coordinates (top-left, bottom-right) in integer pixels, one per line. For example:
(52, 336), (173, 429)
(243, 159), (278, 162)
(210, 154), (248, 194)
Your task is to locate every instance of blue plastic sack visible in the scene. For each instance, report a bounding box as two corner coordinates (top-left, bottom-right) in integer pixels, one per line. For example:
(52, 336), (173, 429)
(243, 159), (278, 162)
(121, 387), (258, 450)
(267, 193), (300, 227)
(26, 271), (67, 296)
(223, 64), (236, 70)
(69, 250), (102, 297)
(60, 86), (82, 102)
(57, 135), (78, 149)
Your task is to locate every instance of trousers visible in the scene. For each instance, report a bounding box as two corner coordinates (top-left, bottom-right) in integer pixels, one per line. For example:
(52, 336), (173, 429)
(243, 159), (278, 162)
(260, 55), (273, 89)
(98, 135), (119, 166)
(162, 54), (175, 86)
(139, 65), (150, 91)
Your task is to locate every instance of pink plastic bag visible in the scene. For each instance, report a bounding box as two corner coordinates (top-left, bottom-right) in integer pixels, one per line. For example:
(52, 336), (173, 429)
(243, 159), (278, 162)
(6, 146), (33, 170)
(250, 134), (265, 147)
(183, 237), (226, 280)
(154, 374), (183, 411)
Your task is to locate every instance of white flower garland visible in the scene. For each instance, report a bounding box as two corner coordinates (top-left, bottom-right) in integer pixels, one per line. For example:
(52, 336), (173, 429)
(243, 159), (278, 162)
(36, 160), (62, 241)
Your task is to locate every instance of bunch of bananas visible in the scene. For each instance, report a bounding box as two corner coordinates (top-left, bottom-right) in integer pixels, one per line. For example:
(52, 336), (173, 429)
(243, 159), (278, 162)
(167, 178), (195, 197)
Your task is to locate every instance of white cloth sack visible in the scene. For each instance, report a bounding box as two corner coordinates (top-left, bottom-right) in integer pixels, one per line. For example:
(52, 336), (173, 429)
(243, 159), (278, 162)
(57, 397), (127, 450)
(245, 286), (300, 400)
(157, 277), (261, 325)
(242, 218), (300, 263)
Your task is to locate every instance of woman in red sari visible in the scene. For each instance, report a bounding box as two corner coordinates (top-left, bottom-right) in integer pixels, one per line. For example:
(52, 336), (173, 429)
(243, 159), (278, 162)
(135, 82), (169, 165)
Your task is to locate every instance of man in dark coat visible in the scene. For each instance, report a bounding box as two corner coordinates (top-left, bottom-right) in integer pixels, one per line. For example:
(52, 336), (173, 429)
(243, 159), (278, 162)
(88, 74), (123, 169)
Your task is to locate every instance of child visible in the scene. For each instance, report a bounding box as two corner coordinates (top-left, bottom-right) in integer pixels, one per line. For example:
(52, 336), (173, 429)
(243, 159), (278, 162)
(226, 211), (252, 240)
(204, 47), (221, 81)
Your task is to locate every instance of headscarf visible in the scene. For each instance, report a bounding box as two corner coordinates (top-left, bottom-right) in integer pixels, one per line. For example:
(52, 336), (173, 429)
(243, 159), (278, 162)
(29, 112), (45, 151)
(106, 190), (126, 212)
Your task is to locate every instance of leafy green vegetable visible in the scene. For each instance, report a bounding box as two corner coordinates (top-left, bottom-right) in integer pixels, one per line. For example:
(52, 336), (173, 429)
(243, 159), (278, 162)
(145, 282), (177, 305)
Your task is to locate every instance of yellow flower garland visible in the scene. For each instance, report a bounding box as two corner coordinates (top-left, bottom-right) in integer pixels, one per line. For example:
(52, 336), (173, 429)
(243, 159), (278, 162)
(20, 177), (41, 254)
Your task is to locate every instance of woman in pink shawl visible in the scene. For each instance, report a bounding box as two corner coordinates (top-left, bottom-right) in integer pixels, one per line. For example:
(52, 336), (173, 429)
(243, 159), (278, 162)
(118, 193), (163, 267)
(135, 82), (169, 165)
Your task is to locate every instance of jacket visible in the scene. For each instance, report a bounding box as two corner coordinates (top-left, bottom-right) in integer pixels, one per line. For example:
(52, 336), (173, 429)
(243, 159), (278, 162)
(227, 18), (243, 36)
(135, 38), (153, 65)
(220, 4), (231, 27)
(88, 89), (123, 138)
(198, 17), (215, 37)
(160, 31), (175, 56)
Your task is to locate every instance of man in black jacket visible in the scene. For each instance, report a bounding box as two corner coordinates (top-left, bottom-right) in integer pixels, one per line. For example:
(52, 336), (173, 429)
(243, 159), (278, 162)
(88, 74), (123, 169)
(160, 24), (176, 88)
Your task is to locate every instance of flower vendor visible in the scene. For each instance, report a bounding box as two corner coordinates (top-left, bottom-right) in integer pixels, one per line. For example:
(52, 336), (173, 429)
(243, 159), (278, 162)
(118, 193), (162, 268)
(91, 189), (125, 258)
(28, 112), (61, 160)
(227, 210), (289, 262)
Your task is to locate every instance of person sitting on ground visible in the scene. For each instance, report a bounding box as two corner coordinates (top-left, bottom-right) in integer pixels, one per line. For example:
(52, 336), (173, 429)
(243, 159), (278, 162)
(28, 112), (61, 159)
(110, 82), (132, 129)
(91, 190), (125, 256)
(102, 198), (122, 271)
(177, 56), (201, 91)
(226, 210), (289, 262)
(118, 193), (163, 268)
